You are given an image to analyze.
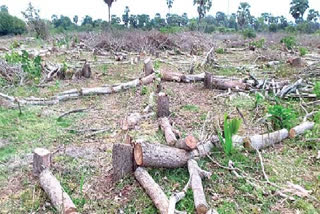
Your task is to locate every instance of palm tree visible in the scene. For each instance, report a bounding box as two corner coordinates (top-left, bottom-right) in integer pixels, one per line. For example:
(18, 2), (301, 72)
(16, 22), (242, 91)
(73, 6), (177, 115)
(103, 0), (117, 23)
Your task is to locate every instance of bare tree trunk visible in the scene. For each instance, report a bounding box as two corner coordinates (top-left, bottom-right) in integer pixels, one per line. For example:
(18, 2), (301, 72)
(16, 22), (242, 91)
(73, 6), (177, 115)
(108, 6), (111, 23)
(289, 122), (315, 139)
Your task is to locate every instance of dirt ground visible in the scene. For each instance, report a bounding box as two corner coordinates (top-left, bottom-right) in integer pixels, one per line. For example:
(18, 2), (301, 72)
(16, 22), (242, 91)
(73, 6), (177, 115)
(0, 32), (319, 213)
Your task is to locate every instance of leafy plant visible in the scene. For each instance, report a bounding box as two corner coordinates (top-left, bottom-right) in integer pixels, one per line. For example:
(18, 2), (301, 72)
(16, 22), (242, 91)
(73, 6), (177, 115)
(268, 105), (297, 130)
(249, 38), (265, 48)
(242, 28), (256, 39)
(313, 81), (320, 98)
(154, 60), (160, 70)
(218, 114), (242, 156)
(141, 86), (148, 95)
(215, 48), (225, 54)
(280, 36), (296, 50)
(299, 47), (308, 56)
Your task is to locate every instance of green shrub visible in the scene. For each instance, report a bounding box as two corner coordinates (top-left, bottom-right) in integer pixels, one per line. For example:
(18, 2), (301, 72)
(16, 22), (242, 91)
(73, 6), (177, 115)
(159, 26), (182, 34)
(314, 82), (320, 98)
(242, 28), (256, 39)
(5, 50), (42, 82)
(0, 12), (26, 35)
(215, 48), (225, 54)
(249, 38), (265, 48)
(299, 47), (308, 56)
(280, 36), (296, 50)
(218, 114), (242, 156)
(268, 105), (297, 130)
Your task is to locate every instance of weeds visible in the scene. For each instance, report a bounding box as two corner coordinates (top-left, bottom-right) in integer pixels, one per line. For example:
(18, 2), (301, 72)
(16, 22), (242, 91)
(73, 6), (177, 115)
(314, 81), (320, 98)
(299, 47), (308, 56)
(215, 48), (225, 54)
(268, 105), (297, 130)
(249, 38), (265, 48)
(280, 36), (296, 50)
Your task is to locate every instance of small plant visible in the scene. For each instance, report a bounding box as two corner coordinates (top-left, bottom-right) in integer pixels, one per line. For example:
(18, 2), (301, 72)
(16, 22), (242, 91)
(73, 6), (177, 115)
(10, 41), (21, 49)
(280, 36), (296, 50)
(154, 60), (160, 70)
(249, 38), (265, 48)
(313, 82), (320, 98)
(299, 47), (308, 56)
(218, 114), (242, 156)
(314, 112), (320, 124)
(242, 28), (256, 39)
(215, 48), (225, 54)
(140, 86), (148, 95)
(268, 105), (297, 130)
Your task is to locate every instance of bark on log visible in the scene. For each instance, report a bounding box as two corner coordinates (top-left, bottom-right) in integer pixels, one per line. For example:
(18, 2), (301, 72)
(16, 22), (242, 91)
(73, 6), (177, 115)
(121, 112), (154, 130)
(175, 135), (198, 151)
(157, 92), (170, 118)
(160, 70), (183, 82)
(33, 148), (51, 177)
(244, 129), (289, 150)
(81, 62), (91, 78)
(134, 167), (169, 214)
(204, 72), (246, 91)
(112, 143), (134, 182)
(144, 58), (154, 76)
(39, 169), (77, 214)
(188, 159), (209, 214)
(289, 122), (315, 139)
(134, 142), (191, 168)
(159, 117), (177, 146)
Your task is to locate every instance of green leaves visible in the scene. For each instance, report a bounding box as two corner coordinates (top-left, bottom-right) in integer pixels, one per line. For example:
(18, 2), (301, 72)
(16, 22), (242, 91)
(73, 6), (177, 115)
(268, 105), (297, 130)
(219, 114), (242, 156)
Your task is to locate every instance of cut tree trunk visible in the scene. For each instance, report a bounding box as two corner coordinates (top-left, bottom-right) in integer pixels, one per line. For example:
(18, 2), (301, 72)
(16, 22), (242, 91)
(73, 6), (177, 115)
(289, 122), (315, 139)
(157, 92), (170, 118)
(175, 135), (198, 151)
(244, 129), (289, 150)
(81, 62), (91, 78)
(144, 58), (154, 76)
(134, 167), (169, 214)
(134, 142), (191, 168)
(112, 143), (135, 182)
(33, 148), (51, 177)
(204, 72), (247, 91)
(160, 70), (183, 82)
(188, 159), (210, 214)
(39, 169), (77, 214)
(121, 112), (154, 130)
(159, 117), (177, 146)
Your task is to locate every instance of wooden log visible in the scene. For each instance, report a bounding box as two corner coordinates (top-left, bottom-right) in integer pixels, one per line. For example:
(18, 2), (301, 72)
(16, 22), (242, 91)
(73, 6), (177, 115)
(33, 148), (51, 177)
(40, 169), (77, 214)
(160, 70), (183, 82)
(134, 142), (190, 168)
(289, 122), (315, 139)
(244, 129), (289, 150)
(204, 72), (246, 91)
(157, 92), (170, 118)
(112, 143), (134, 182)
(144, 58), (154, 76)
(159, 117), (177, 146)
(175, 135), (198, 151)
(181, 73), (205, 83)
(188, 159), (209, 214)
(121, 113), (142, 130)
(134, 167), (169, 214)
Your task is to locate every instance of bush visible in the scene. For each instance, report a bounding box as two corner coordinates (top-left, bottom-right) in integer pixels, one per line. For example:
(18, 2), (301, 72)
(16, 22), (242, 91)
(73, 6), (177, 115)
(314, 82), (320, 98)
(268, 105), (297, 130)
(215, 48), (225, 54)
(0, 12), (26, 35)
(299, 47), (308, 56)
(280, 36), (296, 50)
(242, 28), (256, 39)
(249, 38), (265, 48)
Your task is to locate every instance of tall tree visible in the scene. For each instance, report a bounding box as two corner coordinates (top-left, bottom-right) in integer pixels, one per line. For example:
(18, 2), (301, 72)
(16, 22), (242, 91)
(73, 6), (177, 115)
(103, 0), (117, 23)
(237, 2), (251, 29)
(122, 6), (130, 28)
(166, 0), (174, 13)
(193, 0), (212, 24)
(290, 0), (309, 23)
(307, 9), (319, 22)
(0, 5), (8, 13)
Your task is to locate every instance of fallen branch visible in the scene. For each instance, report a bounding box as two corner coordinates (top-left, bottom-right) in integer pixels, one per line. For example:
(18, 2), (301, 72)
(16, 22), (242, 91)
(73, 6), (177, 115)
(58, 108), (88, 120)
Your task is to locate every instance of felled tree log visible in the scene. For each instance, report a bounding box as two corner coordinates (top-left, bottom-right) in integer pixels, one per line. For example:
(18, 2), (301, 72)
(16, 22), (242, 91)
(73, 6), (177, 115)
(144, 58), (154, 76)
(40, 169), (77, 214)
(33, 148), (51, 177)
(244, 129), (289, 150)
(159, 117), (177, 146)
(112, 143), (134, 182)
(135, 167), (169, 214)
(289, 122), (315, 139)
(204, 72), (246, 91)
(134, 142), (191, 168)
(157, 92), (170, 118)
(176, 135), (198, 151)
(160, 70), (205, 83)
(188, 159), (210, 214)
(191, 136), (219, 158)
(121, 112), (154, 130)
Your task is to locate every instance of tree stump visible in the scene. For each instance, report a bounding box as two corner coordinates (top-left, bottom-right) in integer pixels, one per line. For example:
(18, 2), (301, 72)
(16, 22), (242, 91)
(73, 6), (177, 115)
(112, 143), (135, 182)
(33, 148), (51, 177)
(157, 92), (170, 118)
(144, 57), (154, 76)
(81, 62), (91, 78)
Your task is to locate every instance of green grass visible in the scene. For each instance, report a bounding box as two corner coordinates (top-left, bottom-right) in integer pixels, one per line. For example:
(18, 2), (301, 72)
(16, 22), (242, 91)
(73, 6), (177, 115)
(181, 104), (200, 112)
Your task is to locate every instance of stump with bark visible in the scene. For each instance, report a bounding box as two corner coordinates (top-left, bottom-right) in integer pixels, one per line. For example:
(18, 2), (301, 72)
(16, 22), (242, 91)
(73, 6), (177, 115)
(81, 61), (91, 78)
(112, 143), (135, 182)
(33, 148), (51, 177)
(144, 58), (154, 76)
(157, 92), (170, 118)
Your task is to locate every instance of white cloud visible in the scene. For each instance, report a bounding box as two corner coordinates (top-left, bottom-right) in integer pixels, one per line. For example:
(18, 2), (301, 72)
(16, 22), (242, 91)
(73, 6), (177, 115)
(2, 0), (319, 22)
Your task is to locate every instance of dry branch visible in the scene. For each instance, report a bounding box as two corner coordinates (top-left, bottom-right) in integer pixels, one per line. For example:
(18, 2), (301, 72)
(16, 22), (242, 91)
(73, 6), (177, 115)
(134, 167), (169, 214)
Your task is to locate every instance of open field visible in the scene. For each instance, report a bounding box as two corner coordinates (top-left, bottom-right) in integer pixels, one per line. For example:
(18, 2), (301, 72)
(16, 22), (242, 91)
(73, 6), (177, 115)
(0, 31), (320, 213)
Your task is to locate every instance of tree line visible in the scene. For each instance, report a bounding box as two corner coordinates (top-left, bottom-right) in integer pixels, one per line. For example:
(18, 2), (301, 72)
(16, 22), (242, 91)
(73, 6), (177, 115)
(0, 0), (319, 38)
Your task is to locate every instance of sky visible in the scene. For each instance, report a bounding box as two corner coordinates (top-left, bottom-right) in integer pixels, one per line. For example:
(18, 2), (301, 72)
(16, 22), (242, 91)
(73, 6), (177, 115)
(1, 0), (320, 22)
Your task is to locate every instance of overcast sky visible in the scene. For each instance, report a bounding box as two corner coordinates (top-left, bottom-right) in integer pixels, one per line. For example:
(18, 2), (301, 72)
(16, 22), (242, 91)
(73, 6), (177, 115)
(2, 0), (320, 22)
